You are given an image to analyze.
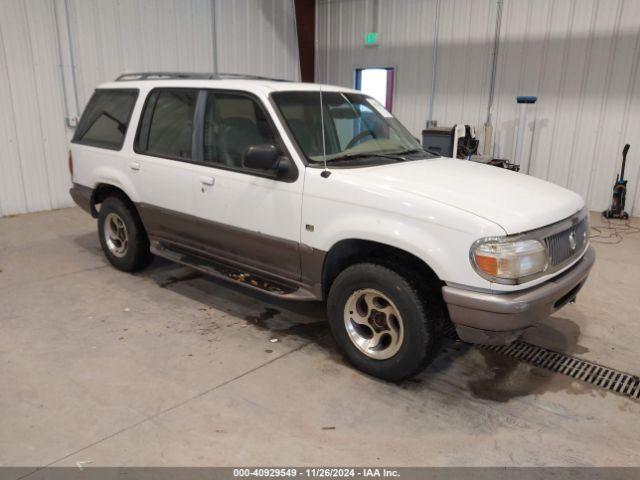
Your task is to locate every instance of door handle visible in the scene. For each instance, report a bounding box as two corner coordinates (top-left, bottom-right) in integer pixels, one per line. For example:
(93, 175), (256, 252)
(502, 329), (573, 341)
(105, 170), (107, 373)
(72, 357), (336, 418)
(128, 161), (140, 171)
(199, 175), (215, 186)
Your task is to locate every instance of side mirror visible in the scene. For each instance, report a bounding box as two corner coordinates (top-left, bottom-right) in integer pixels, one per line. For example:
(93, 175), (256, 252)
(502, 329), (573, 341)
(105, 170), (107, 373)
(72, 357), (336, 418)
(243, 144), (281, 171)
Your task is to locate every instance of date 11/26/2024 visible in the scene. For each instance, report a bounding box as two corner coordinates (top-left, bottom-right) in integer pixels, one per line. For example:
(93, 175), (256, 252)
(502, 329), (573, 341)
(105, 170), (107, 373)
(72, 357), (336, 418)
(232, 468), (400, 478)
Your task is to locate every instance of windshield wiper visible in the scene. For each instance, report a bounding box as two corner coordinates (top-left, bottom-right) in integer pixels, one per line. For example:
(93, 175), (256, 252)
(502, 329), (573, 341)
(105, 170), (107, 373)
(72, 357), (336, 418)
(388, 147), (440, 157)
(326, 152), (409, 163)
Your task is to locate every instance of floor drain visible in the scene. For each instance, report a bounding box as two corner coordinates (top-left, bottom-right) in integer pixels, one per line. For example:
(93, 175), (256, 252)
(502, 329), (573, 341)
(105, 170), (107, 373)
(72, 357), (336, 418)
(481, 341), (640, 401)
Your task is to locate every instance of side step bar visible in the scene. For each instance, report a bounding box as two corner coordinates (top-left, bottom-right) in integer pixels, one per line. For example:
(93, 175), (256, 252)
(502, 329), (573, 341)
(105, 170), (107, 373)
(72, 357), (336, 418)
(150, 241), (317, 301)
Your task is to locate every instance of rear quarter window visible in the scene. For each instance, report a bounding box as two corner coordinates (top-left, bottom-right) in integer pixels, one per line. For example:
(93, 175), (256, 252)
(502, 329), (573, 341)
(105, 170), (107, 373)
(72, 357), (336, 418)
(72, 89), (138, 150)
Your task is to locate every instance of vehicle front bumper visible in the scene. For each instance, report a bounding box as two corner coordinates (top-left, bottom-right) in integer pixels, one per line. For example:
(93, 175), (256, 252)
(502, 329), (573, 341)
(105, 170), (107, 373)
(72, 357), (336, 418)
(442, 245), (596, 345)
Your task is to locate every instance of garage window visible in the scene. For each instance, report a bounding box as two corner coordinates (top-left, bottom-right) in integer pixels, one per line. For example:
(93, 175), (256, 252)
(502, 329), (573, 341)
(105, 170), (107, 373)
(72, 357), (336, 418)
(72, 89), (138, 150)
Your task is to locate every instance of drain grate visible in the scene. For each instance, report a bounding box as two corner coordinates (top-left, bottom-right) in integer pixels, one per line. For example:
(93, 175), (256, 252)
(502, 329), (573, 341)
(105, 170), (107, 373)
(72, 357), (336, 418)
(481, 341), (640, 401)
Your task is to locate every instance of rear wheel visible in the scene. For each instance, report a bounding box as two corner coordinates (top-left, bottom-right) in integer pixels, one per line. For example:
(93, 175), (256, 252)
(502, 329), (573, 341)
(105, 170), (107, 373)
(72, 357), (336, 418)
(327, 263), (443, 381)
(98, 196), (153, 272)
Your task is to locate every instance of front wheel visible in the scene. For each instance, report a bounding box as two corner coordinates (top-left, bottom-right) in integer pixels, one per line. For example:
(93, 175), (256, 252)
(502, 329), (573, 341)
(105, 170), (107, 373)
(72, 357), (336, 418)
(327, 263), (443, 381)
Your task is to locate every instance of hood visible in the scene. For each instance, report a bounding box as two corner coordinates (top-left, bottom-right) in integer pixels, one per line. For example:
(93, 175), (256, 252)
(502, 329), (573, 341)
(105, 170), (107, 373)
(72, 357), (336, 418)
(346, 158), (585, 234)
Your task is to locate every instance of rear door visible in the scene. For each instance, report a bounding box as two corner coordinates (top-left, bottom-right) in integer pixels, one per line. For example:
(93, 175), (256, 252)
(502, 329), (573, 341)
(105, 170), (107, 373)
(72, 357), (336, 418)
(189, 90), (304, 281)
(130, 88), (200, 245)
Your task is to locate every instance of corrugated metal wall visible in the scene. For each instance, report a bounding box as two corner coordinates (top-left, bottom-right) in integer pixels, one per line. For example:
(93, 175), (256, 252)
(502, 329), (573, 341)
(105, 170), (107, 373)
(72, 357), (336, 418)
(0, 0), (70, 215)
(0, 0), (300, 217)
(317, 0), (640, 214)
(316, 0), (497, 150)
(216, 0), (300, 81)
(67, 0), (218, 109)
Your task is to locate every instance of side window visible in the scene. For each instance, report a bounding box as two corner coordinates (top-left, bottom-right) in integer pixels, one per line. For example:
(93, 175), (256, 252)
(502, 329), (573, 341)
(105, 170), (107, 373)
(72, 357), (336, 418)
(278, 101), (322, 157)
(136, 89), (198, 159)
(72, 89), (138, 150)
(203, 93), (276, 168)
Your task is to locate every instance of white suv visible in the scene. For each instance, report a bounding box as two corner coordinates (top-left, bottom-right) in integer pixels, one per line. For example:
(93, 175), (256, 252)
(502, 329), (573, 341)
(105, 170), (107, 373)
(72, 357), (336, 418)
(69, 72), (595, 381)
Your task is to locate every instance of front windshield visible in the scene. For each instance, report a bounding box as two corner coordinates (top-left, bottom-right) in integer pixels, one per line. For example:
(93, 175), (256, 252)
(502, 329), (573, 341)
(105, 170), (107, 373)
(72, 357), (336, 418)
(272, 91), (424, 163)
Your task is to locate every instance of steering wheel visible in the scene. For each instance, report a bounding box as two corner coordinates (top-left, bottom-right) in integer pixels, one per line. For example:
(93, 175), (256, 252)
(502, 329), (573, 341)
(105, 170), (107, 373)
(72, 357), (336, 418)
(345, 129), (376, 150)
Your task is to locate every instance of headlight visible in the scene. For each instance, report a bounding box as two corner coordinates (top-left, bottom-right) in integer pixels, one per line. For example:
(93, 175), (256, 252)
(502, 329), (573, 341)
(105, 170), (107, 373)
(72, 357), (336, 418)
(471, 238), (548, 284)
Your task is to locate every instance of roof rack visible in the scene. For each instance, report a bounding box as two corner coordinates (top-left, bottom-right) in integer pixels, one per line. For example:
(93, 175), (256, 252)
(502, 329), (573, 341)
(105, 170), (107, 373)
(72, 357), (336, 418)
(115, 72), (291, 82)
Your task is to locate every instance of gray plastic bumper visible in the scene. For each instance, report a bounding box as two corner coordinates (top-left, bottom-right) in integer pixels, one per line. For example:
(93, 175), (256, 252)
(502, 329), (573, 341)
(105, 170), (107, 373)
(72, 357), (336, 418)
(442, 245), (596, 345)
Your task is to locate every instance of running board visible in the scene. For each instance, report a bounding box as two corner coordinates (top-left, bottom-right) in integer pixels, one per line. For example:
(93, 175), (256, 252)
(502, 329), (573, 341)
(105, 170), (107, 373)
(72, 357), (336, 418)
(150, 241), (317, 300)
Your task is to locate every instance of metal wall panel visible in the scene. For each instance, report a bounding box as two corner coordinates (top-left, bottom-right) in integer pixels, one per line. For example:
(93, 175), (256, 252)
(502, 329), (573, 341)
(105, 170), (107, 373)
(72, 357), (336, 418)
(491, 0), (640, 214)
(67, 0), (218, 108)
(215, 0), (300, 81)
(0, 0), (300, 216)
(430, 0), (496, 139)
(0, 0), (70, 216)
(316, 0), (497, 144)
(316, 0), (640, 214)
(317, 0), (440, 135)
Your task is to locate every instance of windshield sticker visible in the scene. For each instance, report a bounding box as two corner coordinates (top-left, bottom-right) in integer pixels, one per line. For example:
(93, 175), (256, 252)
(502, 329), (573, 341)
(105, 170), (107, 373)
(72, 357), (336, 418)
(368, 98), (393, 118)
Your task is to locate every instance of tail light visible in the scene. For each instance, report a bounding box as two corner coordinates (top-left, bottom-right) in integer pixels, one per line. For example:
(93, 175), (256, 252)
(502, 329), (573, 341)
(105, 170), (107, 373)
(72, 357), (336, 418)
(68, 150), (73, 181)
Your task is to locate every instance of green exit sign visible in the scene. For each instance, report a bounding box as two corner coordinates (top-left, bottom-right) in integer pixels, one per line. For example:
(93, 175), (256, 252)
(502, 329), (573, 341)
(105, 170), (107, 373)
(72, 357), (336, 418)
(365, 32), (379, 46)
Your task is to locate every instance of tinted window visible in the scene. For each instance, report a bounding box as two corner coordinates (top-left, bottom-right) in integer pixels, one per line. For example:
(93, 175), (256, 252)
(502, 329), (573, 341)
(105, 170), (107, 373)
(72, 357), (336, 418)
(203, 93), (276, 168)
(73, 89), (138, 150)
(137, 89), (198, 159)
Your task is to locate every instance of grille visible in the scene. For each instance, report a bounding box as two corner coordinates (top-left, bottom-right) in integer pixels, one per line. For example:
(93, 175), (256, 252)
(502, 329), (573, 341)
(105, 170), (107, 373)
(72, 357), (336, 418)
(544, 216), (588, 266)
(482, 341), (640, 401)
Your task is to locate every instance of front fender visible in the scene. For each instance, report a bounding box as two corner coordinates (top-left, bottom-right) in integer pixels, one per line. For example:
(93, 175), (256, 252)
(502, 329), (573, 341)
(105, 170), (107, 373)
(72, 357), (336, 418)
(302, 197), (502, 290)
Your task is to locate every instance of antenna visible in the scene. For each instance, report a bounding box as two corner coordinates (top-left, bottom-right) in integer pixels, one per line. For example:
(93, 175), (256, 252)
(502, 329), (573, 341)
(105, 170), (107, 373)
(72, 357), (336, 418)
(319, 84), (331, 178)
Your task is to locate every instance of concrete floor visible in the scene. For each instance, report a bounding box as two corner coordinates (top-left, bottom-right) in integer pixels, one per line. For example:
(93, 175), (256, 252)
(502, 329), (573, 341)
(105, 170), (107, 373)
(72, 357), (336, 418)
(1, 208), (639, 467)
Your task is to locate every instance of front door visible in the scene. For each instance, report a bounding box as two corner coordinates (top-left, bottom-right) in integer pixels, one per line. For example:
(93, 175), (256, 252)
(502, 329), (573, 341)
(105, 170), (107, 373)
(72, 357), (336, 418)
(190, 91), (303, 281)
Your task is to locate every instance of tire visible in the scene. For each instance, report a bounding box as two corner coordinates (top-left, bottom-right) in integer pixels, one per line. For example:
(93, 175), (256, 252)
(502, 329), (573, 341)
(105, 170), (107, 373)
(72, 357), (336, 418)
(97, 196), (153, 272)
(327, 263), (443, 382)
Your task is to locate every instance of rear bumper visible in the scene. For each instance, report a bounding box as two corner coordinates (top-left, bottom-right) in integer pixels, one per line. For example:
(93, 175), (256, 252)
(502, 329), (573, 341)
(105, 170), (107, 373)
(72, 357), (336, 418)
(442, 245), (596, 345)
(69, 183), (96, 217)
